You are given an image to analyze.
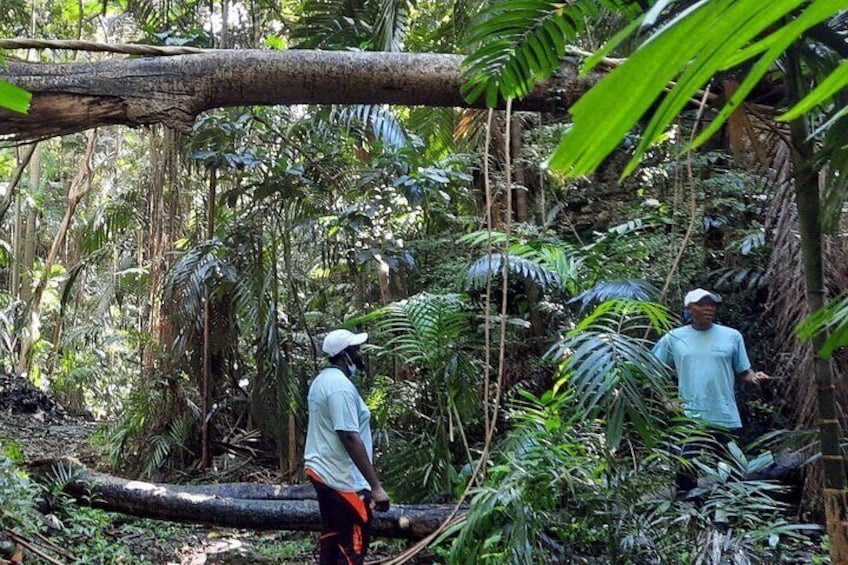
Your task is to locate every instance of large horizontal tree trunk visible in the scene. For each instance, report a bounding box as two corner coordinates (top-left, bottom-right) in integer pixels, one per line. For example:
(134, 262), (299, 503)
(27, 459), (461, 538)
(0, 49), (595, 141)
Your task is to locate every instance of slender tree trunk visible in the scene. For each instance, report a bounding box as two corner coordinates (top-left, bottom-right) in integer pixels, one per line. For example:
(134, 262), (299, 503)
(19, 132), (97, 373)
(0, 145), (36, 224)
(201, 166), (217, 469)
(18, 147), (40, 303)
(510, 115), (528, 223)
(787, 49), (848, 564)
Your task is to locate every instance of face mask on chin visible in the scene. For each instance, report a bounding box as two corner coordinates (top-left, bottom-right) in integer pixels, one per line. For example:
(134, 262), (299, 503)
(343, 351), (365, 378)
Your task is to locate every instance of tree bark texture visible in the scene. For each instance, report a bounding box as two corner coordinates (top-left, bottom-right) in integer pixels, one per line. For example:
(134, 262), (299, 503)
(0, 50), (596, 141)
(28, 459), (462, 539)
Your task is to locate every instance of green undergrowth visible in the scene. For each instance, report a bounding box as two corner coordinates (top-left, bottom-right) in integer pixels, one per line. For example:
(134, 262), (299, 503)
(0, 446), (321, 563)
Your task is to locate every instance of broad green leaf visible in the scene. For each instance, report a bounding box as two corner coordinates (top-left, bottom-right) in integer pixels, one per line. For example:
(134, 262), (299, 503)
(548, 0), (848, 179)
(781, 57), (848, 121)
(692, 0), (848, 150)
(797, 293), (848, 359)
(0, 80), (31, 114)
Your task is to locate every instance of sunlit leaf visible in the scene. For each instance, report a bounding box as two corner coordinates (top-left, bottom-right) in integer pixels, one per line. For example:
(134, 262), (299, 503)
(0, 80), (31, 114)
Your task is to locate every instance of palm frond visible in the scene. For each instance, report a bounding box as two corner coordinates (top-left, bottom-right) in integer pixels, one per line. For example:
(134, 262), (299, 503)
(570, 278), (659, 310)
(331, 104), (408, 148)
(461, 0), (645, 106)
(374, 0), (409, 51)
(547, 298), (674, 447)
(549, 0), (848, 178)
(457, 229), (511, 248)
(797, 293), (848, 359)
(379, 293), (471, 362)
(292, 0), (372, 49)
(710, 267), (767, 292)
(466, 253), (563, 291)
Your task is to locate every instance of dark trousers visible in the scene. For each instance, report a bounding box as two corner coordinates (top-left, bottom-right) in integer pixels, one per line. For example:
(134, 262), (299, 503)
(675, 428), (740, 492)
(308, 473), (373, 565)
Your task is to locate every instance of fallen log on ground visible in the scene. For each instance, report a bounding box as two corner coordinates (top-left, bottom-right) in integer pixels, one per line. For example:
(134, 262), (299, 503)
(26, 459), (462, 538)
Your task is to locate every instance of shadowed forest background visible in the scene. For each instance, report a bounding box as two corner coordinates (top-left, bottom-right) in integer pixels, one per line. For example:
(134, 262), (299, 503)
(2, 0), (848, 563)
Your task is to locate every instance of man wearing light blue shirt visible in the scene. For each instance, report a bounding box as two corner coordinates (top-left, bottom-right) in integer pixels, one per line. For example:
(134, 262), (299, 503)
(652, 288), (769, 493)
(305, 329), (390, 564)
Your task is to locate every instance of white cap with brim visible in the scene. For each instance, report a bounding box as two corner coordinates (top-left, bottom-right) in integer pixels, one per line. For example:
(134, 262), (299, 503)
(322, 329), (368, 357)
(684, 288), (722, 306)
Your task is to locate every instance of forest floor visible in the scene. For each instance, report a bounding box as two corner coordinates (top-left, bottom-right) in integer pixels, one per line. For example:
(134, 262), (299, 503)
(0, 374), (436, 564)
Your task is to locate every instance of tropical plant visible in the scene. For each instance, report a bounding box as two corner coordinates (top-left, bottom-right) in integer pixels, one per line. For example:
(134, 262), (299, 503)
(464, 0), (848, 558)
(0, 452), (38, 529)
(448, 386), (821, 564)
(798, 292), (848, 360)
(367, 292), (482, 499)
(461, 0), (648, 107)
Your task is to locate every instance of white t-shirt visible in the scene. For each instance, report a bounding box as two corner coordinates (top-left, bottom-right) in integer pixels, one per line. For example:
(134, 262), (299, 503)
(304, 367), (373, 492)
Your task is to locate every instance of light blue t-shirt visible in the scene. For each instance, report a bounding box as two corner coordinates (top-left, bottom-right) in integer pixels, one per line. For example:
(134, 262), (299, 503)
(304, 367), (373, 492)
(652, 324), (752, 429)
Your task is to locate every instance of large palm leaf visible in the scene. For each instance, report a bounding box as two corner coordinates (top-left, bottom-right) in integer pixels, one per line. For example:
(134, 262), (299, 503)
(461, 0), (648, 106)
(546, 298), (674, 448)
(460, 230), (583, 294)
(370, 292), (481, 496)
(292, 0), (410, 51)
(546, 0), (848, 177)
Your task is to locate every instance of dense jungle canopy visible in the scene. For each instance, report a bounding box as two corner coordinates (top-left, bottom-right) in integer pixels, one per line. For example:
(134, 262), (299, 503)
(2, 0), (848, 563)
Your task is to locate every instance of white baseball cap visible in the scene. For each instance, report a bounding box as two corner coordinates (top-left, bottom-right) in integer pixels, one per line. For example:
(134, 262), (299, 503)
(684, 288), (722, 307)
(322, 329), (368, 357)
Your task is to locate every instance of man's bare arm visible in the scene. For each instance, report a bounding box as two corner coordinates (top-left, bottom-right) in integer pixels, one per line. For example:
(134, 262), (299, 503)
(337, 430), (390, 511)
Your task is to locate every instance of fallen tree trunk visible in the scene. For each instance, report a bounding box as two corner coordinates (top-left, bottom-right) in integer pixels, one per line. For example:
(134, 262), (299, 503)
(0, 49), (596, 141)
(27, 459), (461, 538)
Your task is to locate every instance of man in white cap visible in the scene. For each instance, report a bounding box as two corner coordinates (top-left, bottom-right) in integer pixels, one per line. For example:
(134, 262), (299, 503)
(304, 328), (390, 564)
(652, 288), (769, 494)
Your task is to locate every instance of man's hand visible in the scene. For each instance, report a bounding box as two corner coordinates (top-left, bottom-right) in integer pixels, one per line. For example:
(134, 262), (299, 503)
(663, 400), (682, 411)
(743, 370), (770, 384)
(371, 486), (390, 512)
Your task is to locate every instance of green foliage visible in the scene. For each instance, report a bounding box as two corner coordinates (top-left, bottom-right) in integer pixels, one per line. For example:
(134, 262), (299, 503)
(459, 230), (583, 295)
(369, 292), (482, 499)
(0, 79), (30, 114)
(292, 0), (410, 51)
(332, 104), (408, 149)
(38, 460), (85, 514)
(447, 388), (821, 564)
(94, 382), (196, 477)
(549, 298), (674, 448)
(461, 0), (646, 106)
(548, 0), (848, 178)
(797, 293), (848, 359)
(0, 453), (37, 528)
(447, 388), (610, 564)
(570, 278), (660, 311)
